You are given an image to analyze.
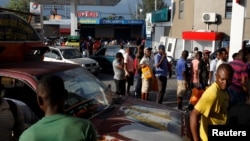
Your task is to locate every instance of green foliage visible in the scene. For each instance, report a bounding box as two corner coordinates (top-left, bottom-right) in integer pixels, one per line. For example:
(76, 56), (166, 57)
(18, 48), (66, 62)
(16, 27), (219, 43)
(5, 0), (30, 20)
(130, 0), (168, 19)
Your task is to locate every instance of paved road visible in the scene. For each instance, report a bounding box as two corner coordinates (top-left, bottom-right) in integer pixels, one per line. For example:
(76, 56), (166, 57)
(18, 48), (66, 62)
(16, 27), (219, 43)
(97, 72), (190, 109)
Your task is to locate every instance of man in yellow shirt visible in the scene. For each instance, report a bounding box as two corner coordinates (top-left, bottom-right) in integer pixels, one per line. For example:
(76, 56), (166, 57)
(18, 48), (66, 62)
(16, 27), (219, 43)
(190, 63), (234, 141)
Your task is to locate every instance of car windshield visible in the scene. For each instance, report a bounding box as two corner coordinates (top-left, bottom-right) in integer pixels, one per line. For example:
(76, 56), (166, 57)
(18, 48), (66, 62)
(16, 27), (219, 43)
(38, 67), (113, 118)
(61, 48), (83, 59)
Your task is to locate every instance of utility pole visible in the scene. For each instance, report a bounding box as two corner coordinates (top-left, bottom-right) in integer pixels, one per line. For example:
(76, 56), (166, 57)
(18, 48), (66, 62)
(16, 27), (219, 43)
(136, 4), (138, 19)
(155, 0), (157, 11)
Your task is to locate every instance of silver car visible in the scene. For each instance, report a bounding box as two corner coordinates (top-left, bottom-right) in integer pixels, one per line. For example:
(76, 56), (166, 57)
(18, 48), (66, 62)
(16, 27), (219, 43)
(44, 46), (101, 75)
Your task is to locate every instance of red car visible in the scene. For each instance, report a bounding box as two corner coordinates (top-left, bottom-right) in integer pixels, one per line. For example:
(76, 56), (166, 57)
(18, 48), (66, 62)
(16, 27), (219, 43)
(0, 61), (192, 141)
(0, 12), (192, 141)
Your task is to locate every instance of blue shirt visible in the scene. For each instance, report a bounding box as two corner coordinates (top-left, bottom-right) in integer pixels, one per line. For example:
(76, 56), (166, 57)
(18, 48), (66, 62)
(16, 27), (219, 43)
(176, 58), (187, 80)
(154, 53), (168, 77)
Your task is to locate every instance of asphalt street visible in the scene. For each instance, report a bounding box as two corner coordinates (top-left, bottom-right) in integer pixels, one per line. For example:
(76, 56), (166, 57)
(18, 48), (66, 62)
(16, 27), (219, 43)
(97, 72), (190, 109)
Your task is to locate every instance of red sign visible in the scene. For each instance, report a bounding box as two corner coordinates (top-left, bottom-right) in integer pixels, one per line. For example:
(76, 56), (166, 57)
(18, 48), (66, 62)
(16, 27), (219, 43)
(182, 31), (222, 41)
(77, 11), (99, 18)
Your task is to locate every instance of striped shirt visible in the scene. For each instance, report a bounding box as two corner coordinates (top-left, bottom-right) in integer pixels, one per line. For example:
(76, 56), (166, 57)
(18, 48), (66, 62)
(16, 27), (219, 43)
(229, 59), (248, 87)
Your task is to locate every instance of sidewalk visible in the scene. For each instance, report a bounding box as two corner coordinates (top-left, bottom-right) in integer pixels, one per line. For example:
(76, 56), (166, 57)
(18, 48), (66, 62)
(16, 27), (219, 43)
(147, 75), (190, 109)
(99, 73), (190, 109)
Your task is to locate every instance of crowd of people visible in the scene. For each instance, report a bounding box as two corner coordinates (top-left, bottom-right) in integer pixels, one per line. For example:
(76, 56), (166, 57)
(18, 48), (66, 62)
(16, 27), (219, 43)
(178, 47), (250, 141)
(2, 39), (250, 141)
(112, 40), (171, 104)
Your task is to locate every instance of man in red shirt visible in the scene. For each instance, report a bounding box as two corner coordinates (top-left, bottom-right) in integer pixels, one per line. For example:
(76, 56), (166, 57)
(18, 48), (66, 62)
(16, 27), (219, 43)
(228, 49), (248, 105)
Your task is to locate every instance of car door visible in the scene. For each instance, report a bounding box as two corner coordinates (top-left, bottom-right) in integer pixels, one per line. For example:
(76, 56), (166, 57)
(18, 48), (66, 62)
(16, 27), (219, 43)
(104, 46), (120, 71)
(44, 48), (63, 62)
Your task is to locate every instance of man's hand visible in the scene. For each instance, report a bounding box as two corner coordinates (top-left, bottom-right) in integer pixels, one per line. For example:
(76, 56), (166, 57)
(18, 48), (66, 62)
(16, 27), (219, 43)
(162, 52), (167, 58)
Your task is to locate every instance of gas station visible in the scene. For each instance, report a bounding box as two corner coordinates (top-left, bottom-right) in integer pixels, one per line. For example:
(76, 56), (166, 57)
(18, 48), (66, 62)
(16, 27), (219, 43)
(33, 0), (122, 36)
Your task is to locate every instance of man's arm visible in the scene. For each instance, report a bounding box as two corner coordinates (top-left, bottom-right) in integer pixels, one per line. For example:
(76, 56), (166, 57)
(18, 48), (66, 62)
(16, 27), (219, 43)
(116, 59), (124, 70)
(190, 109), (202, 141)
(123, 55), (129, 76)
(155, 53), (166, 68)
(241, 65), (249, 94)
(208, 60), (215, 85)
(182, 68), (189, 88)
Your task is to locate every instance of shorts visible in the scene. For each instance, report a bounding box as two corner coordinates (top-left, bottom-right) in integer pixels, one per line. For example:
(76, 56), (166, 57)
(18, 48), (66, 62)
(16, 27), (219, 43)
(141, 78), (152, 93)
(177, 80), (187, 97)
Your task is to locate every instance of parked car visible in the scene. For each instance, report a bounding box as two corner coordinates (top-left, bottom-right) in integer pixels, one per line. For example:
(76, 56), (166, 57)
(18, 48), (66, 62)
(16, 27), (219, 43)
(0, 61), (192, 141)
(89, 44), (138, 72)
(43, 46), (101, 75)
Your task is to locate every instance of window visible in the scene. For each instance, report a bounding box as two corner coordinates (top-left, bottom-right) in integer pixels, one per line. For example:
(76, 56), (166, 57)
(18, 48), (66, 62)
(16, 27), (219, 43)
(51, 50), (61, 59)
(225, 0), (232, 18)
(179, 0), (184, 19)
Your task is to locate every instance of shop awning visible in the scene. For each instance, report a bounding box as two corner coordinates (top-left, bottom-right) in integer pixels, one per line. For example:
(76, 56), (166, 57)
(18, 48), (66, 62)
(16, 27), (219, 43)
(60, 28), (70, 34)
(65, 42), (79, 47)
(182, 31), (222, 41)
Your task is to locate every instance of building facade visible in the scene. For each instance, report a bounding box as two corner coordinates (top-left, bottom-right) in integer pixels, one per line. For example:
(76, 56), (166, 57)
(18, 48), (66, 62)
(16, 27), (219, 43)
(153, 0), (250, 60)
(169, 0), (250, 40)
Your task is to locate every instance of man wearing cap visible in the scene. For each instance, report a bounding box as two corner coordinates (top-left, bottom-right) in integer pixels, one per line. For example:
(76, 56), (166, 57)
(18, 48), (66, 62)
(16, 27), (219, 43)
(140, 47), (154, 100)
(154, 45), (168, 104)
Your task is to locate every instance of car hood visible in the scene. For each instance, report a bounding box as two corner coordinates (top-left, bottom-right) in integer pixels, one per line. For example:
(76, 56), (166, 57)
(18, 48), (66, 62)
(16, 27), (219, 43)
(91, 97), (191, 141)
(65, 57), (97, 64)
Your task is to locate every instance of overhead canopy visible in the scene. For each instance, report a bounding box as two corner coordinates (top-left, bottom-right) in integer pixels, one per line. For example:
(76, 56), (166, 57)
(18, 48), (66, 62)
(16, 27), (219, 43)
(33, 0), (121, 6)
(182, 31), (222, 41)
(65, 42), (79, 47)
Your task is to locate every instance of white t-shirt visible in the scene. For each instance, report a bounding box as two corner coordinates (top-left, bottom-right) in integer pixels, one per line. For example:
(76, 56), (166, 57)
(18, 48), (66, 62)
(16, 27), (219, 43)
(216, 59), (227, 72)
(209, 58), (218, 83)
(124, 53), (134, 72)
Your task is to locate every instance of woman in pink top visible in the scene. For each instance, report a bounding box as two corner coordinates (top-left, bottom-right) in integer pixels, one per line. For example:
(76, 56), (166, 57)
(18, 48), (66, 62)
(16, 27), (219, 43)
(190, 51), (202, 88)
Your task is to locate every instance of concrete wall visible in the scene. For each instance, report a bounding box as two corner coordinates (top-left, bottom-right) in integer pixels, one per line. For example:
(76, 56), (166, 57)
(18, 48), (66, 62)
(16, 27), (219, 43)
(169, 0), (250, 40)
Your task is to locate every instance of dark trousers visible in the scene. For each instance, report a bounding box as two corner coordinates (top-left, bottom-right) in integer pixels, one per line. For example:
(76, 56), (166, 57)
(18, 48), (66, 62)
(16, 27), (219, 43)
(134, 73), (142, 98)
(126, 72), (134, 94)
(156, 76), (167, 104)
(228, 84), (247, 106)
(114, 79), (125, 95)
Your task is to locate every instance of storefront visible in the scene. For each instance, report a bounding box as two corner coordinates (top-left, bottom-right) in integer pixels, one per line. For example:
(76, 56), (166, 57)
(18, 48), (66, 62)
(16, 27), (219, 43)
(77, 10), (145, 40)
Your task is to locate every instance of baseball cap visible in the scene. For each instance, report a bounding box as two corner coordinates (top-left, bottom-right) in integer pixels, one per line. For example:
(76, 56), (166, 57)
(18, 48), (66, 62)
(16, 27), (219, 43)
(203, 50), (211, 54)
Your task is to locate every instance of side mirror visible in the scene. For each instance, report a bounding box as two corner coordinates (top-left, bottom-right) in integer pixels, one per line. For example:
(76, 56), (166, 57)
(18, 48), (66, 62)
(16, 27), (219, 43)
(55, 56), (62, 60)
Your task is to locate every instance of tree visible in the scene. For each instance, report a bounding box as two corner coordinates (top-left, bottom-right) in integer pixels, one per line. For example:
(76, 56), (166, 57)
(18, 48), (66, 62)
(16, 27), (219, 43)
(5, 0), (30, 20)
(129, 0), (168, 20)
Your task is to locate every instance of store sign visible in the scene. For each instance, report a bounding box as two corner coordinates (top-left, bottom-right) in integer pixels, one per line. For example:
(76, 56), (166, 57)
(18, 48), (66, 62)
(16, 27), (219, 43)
(30, 2), (41, 14)
(67, 35), (80, 42)
(145, 13), (152, 36)
(100, 19), (144, 25)
(77, 11), (100, 18)
(152, 8), (168, 22)
(78, 18), (100, 24)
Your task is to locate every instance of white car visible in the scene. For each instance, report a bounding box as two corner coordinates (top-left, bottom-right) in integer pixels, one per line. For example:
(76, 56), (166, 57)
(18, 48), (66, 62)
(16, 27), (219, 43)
(44, 46), (101, 75)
